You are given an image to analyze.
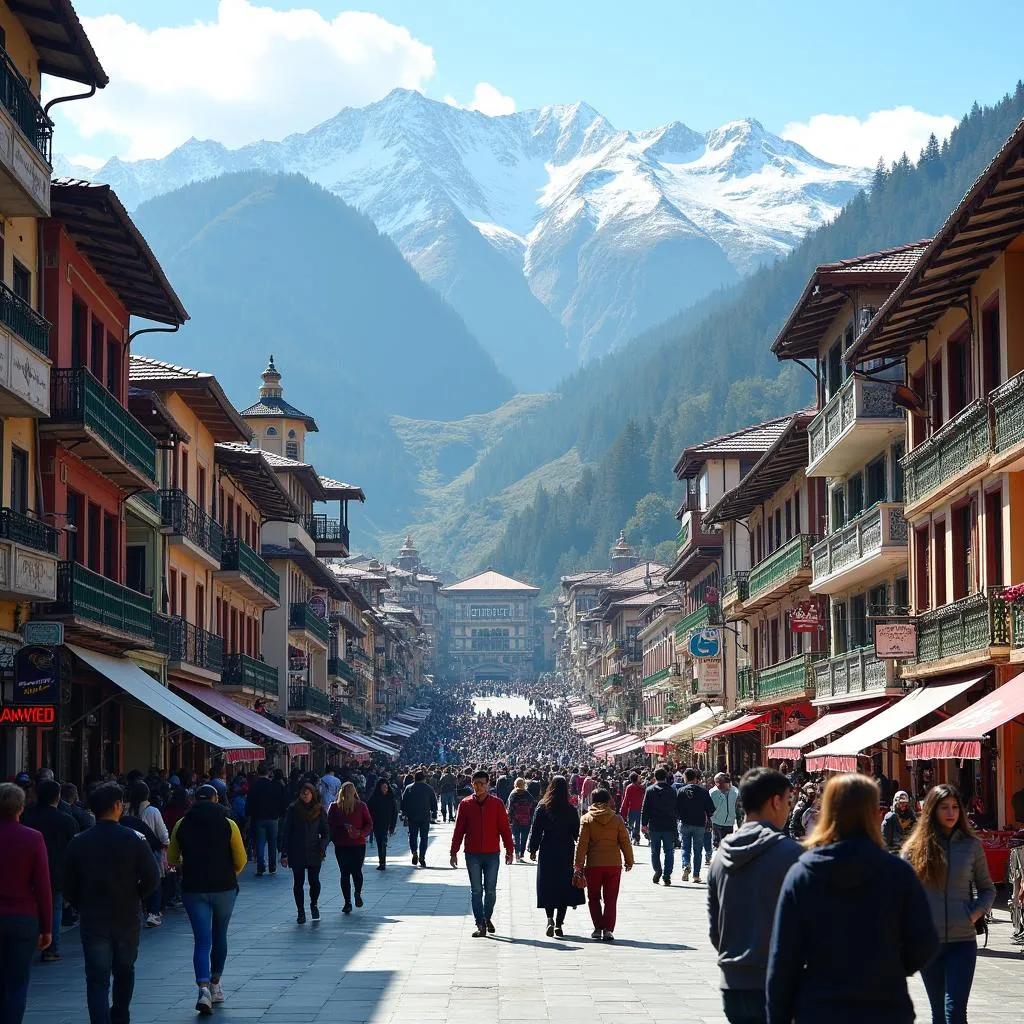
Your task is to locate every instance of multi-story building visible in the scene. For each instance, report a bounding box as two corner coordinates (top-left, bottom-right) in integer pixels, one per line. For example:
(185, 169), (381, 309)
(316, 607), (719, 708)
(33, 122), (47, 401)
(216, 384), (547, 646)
(392, 535), (440, 670)
(440, 569), (540, 684)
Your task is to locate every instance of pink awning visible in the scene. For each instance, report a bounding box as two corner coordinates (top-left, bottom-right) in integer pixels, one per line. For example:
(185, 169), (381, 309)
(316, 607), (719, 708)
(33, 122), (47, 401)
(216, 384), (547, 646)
(300, 721), (370, 756)
(586, 728), (619, 747)
(766, 701), (888, 761)
(644, 741), (668, 755)
(905, 674), (1024, 761)
(693, 712), (767, 753)
(172, 680), (309, 756)
(805, 678), (980, 772)
(594, 732), (629, 753)
(577, 719), (610, 735)
(602, 736), (643, 758)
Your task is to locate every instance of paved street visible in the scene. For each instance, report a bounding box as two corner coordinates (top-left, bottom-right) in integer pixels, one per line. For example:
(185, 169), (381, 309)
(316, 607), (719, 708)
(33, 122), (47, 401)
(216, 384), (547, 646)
(25, 822), (1023, 1023)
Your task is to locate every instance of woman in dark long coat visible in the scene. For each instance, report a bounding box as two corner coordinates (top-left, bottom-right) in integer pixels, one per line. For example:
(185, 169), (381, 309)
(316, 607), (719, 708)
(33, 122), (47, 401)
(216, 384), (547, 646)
(529, 775), (584, 937)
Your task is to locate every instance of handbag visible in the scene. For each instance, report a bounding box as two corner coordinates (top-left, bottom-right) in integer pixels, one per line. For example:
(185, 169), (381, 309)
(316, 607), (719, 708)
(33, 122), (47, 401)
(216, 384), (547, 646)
(974, 915), (989, 947)
(571, 867), (587, 890)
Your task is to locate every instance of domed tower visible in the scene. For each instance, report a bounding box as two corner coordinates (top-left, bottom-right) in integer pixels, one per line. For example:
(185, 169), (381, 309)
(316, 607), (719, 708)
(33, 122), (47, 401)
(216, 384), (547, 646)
(609, 531), (640, 574)
(239, 355), (318, 460)
(396, 534), (421, 573)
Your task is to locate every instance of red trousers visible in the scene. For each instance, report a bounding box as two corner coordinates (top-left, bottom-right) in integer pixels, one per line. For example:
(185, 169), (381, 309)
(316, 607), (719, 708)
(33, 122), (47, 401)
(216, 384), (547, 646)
(586, 865), (622, 931)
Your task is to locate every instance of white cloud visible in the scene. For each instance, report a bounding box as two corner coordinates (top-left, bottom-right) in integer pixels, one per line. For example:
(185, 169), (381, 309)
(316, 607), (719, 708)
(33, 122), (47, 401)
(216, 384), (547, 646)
(64, 153), (106, 170)
(444, 82), (516, 117)
(782, 106), (958, 168)
(48, 0), (436, 160)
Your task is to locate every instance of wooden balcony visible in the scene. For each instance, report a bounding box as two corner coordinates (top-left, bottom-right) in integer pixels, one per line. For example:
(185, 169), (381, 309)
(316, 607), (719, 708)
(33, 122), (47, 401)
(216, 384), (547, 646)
(674, 602), (714, 645)
(744, 534), (815, 613)
(722, 572), (749, 621)
(667, 508), (722, 584)
(216, 536), (279, 606)
(221, 652), (279, 699)
(810, 503), (907, 594)
(288, 683), (332, 718)
(288, 602), (330, 649)
(813, 647), (898, 700)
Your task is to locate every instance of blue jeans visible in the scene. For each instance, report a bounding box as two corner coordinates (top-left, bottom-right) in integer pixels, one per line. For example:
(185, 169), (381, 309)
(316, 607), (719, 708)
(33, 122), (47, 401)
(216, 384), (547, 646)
(464, 852), (500, 926)
(0, 914), (37, 1024)
(80, 922), (140, 1024)
(253, 819), (278, 873)
(679, 824), (707, 876)
(703, 829), (713, 862)
(627, 810), (641, 843)
(511, 824), (530, 857)
(722, 988), (766, 1024)
(920, 940), (977, 1024)
(47, 889), (61, 955)
(649, 829), (675, 879)
(440, 793), (457, 820)
(181, 890), (238, 985)
(408, 820), (429, 860)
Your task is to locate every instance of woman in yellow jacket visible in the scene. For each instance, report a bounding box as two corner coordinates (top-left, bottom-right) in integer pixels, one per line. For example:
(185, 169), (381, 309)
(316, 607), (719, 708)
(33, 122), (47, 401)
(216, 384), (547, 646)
(574, 788), (634, 941)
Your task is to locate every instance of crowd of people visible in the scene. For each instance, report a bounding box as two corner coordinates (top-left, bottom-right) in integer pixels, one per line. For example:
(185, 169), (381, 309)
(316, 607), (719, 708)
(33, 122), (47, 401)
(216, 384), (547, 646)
(0, 680), (1014, 1024)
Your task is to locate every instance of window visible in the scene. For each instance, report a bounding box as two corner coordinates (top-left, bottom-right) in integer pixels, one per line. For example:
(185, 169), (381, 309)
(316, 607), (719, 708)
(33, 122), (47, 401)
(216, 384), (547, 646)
(226, 496), (234, 535)
(169, 568), (178, 614)
(697, 470), (709, 510)
(286, 441), (298, 459)
(934, 520), (947, 607)
(986, 489), (1003, 588)
(894, 577), (909, 614)
(831, 486), (846, 530)
(847, 473), (864, 520)
(87, 503), (101, 572)
(90, 319), (104, 381)
(911, 369), (927, 447)
(914, 527), (929, 612)
(195, 585), (205, 630)
(11, 259), (29, 303)
(774, 509), (782, 549)
(769, 618), (779, 664)
(948, 327), (971, 416)
(288, 429), (296, 439)
(66, 489), (82, 563)
(103, 513), (117, 580)
(10, 445), (28, 514)
(824, 341), (843, 402)
(982, 299), (1001, 394)
(892, 442), (905, 502)
(266, 427), (277, 437)
(930, 356), (944, 430)
(793, 492), (801, 534)
(951, 501), (975, 601)
(833, 601), (848, 655)
(866, 457), (886, 507)
(180, 449), (189, 494)
(106, 340), (119, 395)
(868, 583), (888, 617)
(126, 545), (147, 593)
(179, 575), (188, 620)
(71, 298), (86, 367)
(785, 500), (792, 541)
(783, 612), (792, 660)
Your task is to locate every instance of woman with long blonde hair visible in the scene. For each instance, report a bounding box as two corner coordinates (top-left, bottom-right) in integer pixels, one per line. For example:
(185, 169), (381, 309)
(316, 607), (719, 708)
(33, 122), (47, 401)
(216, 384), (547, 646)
(327, 781), (373, 914)
(902, 784), (995, 1024)
(767, 774), (938, 1024)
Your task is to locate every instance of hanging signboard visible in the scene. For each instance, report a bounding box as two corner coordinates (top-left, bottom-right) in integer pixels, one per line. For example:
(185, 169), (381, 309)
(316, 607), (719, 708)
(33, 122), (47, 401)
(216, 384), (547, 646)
(874, 621), (917, 659)
(308, 590), (329, 619)
(13, 646), (59, 705)
(790, 600), (823, 633)
(687, 628), (721, 660)
(695, 658), (723, 695)
(22, 622), (63, 647)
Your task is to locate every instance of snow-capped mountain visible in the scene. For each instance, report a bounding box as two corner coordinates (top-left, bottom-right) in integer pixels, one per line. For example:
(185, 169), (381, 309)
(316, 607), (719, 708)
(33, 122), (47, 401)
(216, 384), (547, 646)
(57, 90), (871, 388)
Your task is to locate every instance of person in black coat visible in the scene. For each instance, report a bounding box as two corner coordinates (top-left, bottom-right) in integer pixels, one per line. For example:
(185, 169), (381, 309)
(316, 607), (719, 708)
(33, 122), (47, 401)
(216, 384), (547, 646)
(528, 775), (584, 937)
(279, 783), (329, 923)
(366, 780), (399, 871)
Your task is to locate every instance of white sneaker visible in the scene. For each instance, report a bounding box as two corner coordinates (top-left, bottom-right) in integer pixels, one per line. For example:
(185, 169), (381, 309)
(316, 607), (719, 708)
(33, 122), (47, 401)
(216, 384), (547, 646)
(210, 982), (224, 1004)
(144, 913), (161, 928)
(196, 986), (213, 1015)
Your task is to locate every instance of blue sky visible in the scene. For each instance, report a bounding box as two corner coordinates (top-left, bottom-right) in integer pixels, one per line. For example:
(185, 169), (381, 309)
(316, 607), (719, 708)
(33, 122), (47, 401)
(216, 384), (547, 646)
(55, 0), (1024, 169)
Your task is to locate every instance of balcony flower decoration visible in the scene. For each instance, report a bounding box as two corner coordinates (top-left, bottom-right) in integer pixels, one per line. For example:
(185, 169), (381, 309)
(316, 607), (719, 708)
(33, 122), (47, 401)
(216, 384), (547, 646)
(1003, 583), (1024, 603)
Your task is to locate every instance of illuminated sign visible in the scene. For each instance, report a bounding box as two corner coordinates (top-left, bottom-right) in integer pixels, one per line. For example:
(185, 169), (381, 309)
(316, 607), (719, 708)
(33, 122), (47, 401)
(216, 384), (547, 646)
(0, 705), (56, 725)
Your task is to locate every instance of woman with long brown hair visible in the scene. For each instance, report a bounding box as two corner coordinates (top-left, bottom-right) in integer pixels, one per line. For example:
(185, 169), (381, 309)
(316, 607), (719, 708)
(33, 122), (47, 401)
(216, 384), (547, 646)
(280, 782), (329, 923)
(528, 775), (584, 936)
(902, 784), (995, 1024)
(767, 774), (938, 1024)
(328, 781), (373, 914)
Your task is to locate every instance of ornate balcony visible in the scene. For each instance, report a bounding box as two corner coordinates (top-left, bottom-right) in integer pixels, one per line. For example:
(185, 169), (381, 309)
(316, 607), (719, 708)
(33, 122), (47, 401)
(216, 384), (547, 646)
(668, 507), (722, 584)
(813, 647), (897, 700)
(301, 514), (350, 557)
(160, 490), (223, 568)
(289, 602), (330, 649)
(811, 503), (907, 594)
(0, 46), (52, 216)
(991, 369), (1024, 471)
(722, 572), (749, 620)
(0, 508), (58, 602)
(737, 666), (757, 702)
(328, 657), (359, 684)
(755, 652), (824, 703)
(0, 279), (50, 419)
(912, 589), (1010, 674)
(807, 375), (904, 478)
(288, 683), (332, 718)
(217, 536), (279, 606)
(902, 400), (992, 510)
(674, 602), (713, 645)
(744, 534), (815, 613)
(221, 653), (279, 698)
(44, 369), (158, 490)
(164, 617), (223, 677)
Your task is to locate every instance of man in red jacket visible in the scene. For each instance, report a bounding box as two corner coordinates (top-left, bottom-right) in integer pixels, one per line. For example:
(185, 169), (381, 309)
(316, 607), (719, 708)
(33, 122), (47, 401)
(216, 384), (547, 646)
(450, 770), (514, 937)
(619, 772), (646, 845)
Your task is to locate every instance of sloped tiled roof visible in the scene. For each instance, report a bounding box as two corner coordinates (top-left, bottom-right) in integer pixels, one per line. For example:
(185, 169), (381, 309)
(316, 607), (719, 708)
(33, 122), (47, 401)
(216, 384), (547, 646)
(674, 416), (790, 478)
(15, 0), (107, 86)
(239, 395), (318, 432)
(442, 569), (539, 593)
(320, 476), (365, 502)
(216, 441), (325, 500)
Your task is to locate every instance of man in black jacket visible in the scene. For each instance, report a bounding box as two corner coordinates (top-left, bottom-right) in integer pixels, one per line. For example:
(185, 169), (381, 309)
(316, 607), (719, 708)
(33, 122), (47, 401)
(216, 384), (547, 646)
(641, 767), (679, 886)
(63, 782), (160, 1024)
(22, 778), (78, 961)
(677, 769), (716, 884)
(401, 770), (438, 867)
(246, 763), (285, 876)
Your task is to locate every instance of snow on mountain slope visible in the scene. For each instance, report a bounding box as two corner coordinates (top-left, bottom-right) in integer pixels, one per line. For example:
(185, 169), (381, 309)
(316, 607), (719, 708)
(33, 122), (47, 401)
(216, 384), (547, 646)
(58, 90), (871, 381)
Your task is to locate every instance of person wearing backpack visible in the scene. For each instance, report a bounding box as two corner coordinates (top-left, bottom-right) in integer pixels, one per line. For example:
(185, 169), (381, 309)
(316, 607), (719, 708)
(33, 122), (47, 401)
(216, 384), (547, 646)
(507, 779), (536, 863)
(641, 768), (680, 885)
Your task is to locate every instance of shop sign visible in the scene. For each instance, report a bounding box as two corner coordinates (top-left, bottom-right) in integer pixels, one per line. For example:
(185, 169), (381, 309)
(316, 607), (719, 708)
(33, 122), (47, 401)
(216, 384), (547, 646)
(695, 658), (723, 695)
(308, 591), (328, 619)
(791, 600), (823, 633)
(14, 646), (59, 704)
(687, 628), (721, 660)
(22, 622), (63, 647)
(0, 705), (56, 725)
(874, 621), (917, 659)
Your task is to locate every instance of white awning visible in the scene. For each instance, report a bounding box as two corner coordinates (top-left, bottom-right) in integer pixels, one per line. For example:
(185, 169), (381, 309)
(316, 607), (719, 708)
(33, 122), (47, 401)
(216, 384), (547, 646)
(647, 705), (724, 743)
(70, 644), (264, 762)
(343, 730), (400, 757)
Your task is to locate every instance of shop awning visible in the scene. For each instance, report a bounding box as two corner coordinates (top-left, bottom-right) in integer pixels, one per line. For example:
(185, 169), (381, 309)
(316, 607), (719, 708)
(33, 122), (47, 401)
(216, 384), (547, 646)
(594, 732), (629, 753)
(381, 720), (417, 736)
(399, 707), (431, 719)
(571, 705), (596, 718)
(599, 734), (641, 755)
(905, 674), (1024, 761)
(172, 680), (310, 756)
(586, 728), (619, 746)
(805, 678), (979, 772)
(577, 719), (610, 735)
(69, 645), (263, 762)
(344, 730), (400, 757)
(693, 712), (768, 753)
(647, 705), (724, 745)
(766, 701), (888, 761)
(606, 737), (645, 757)
(300, 721), (370, 756)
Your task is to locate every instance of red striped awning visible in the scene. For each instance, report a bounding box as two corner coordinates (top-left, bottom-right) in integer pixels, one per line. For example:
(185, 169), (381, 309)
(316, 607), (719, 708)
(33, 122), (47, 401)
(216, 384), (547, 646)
(301, 722), (370, 755)
(693, 712), (767, 753)
(765, 701), (887, 761)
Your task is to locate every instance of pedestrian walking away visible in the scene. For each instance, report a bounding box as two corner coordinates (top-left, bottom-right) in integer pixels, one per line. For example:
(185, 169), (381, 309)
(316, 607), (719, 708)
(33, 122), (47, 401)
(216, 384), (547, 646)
(450, 769), (514, 937)
(641, 767), (679, 885)
(280, 782), (329, 923)
(401, 770), (438, 867)
(574, 787), (633, 941)
(507, 777), (536, 862)
(676, 768), (716, 883)
(439, 768), (458, 823)
(711, 773), (740, 848)
(366, 779), (399, 870)
(0, 782), (53, 1024)
(619, 772), (645, 845)
(63, 782), (160, 1024)
(902, 783), (996, 1024)
(247, 762), (288, 877)
(767, 774), (939, 1024)
(125, 781), (169, 929)
(328, 782), (374, 913)
(528, 774), (584, 936)
(167, 784), (247, 1016)
(707, 768), (801, 1024)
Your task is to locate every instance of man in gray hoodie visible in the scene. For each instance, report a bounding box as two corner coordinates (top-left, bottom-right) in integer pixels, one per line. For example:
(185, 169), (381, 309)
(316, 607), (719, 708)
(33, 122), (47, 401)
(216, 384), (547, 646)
(707, 768), (801, 1024)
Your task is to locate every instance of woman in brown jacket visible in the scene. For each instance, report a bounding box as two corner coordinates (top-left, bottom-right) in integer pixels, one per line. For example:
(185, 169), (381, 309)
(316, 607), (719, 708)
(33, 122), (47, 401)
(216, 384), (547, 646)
(574, 788), (634, 941)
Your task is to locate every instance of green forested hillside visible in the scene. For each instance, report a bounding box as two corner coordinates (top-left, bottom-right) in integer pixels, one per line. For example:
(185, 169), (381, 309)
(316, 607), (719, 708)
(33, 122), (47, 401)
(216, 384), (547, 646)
(487, 83), (1024, 595)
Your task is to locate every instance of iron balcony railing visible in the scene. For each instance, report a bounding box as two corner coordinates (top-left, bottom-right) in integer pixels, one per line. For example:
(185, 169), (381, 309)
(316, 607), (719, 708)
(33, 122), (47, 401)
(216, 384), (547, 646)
(164, 616), (223, 673)
(289, 602), (330, 646)
(915, 588), (1009, 663)
(737, 666), (756, 702)
(222, 653), (278, 696)
(902, 400), (992, 505)
(220, 536), (279, 601)
(675, 602), (713, 643)
(722, 571), (749, 606)
(0, 46), (52, 164)
(0, 280), (50, 356)
(1014, 602), (1024, 649)
(160, 490), (223, 562)
(755, 652), (825, 701)
(992, 368), (1024, 455)
(328, 657), (359, 683)
(811, 503), (907, 584)
(0, 507), (58, 554)
(301, 514), (350, 549)
(808, 374), (903, 467)
(50, 369), (157, 484)
(289, 683), (332, 716)
(813, 647), (892, 700)
(45, 561), (153, 641)
(747, 534), (814, 604)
